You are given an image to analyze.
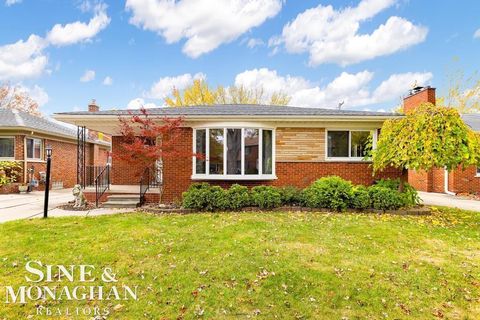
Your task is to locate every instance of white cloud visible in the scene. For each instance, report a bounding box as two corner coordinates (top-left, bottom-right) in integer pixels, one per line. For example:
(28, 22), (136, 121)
(271, 0), (428, 66)
(247, 38), (265, 49)
(103, 76), (113, 85)
(80, 70), (95, 82)
(0, 3), (109, 81)
(125, 0), (282, 58)
(127, 98), (161, 109)
(234, 67), (433, 108)
(0, 35), (48, 81)
(5, 0), (21, 6)
(145, 72), (206, 99)
(474, 28), (480, 39)
(47, 3), (110, 46)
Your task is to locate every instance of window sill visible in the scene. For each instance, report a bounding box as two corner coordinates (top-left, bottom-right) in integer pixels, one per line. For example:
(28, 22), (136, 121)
(191, 174), (277, 181)
(325, 157), (370, 162)
(0, 157), (15, 161)
(26, 159), (46, 163)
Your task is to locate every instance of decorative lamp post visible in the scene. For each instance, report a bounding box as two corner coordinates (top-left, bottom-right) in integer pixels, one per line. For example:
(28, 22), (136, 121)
(43, 145), (52, 218)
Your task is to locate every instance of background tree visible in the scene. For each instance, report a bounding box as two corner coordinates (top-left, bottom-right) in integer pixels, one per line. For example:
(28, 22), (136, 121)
(442, 69), (480, 113)
(115, 108), (195, 203)
(165, 79), (291, 106)
(0, 83), (42, 116)
(372, 103), (480, 190)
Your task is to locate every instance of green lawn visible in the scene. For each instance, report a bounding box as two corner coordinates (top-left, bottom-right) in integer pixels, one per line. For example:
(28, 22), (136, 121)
(0, 208), (479, 319)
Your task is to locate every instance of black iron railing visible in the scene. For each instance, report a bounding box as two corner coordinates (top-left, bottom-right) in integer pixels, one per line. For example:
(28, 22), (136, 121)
(95, 165), (110, 207)
(139, 165), (161, 206)
(86, 166), (106, 187)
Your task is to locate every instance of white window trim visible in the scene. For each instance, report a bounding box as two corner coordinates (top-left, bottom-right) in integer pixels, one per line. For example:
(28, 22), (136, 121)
(26, 137), (43, 161)
(0, 136), (15, 160)
(325, 129), (377, 162)
(192, 127), (277, 180)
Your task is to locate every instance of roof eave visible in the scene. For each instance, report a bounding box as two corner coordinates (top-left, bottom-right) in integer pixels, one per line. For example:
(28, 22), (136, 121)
(54, 113), (400, 123)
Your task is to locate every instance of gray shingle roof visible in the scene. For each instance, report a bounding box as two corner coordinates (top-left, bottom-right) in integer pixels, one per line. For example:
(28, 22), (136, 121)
(462, 114), (480, 132)
(55, 104), (399, 117)
(0, 108), (77, 138)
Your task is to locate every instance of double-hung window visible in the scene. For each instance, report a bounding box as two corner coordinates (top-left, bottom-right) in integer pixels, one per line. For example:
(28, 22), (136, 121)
(0, 137), (14, 159)
(327, 130), (374, 160)
(193, 128), (275, 179)
(26, 138), (43, 160)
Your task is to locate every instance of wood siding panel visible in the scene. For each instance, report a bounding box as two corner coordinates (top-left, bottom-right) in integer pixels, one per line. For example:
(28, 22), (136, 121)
(276, 128), (325, 161)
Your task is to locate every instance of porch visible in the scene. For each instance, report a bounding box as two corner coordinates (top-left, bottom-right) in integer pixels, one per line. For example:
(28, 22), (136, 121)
(83, 185), (161, 207)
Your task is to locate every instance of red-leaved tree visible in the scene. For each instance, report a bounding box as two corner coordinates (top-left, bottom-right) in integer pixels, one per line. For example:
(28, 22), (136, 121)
(115, 107), (194, 203)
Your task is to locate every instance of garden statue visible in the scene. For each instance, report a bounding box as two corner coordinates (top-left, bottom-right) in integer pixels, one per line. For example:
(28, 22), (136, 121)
(72, 184), (86, 208)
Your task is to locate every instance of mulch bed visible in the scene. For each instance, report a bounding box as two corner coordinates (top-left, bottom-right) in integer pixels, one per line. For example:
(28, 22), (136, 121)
(57, 202), (96, 211)
(139, 205), (431, 216)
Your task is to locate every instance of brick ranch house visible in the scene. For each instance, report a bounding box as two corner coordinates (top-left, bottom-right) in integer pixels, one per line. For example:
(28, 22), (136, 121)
(0, 107), (111, 193)
(53, 86), (480, 205)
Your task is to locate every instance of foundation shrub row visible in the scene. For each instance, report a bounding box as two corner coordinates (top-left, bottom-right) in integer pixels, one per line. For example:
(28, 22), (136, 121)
(182, 176), (420, 212)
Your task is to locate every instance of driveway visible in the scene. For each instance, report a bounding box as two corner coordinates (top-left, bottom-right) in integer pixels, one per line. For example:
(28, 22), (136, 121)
(0, 189), (128, 223)
(419, 191), (480, 212)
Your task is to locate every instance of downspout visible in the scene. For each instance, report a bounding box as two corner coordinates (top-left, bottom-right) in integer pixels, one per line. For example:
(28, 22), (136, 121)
(444, 167), (455, 195)
(23, 136), (27, 184)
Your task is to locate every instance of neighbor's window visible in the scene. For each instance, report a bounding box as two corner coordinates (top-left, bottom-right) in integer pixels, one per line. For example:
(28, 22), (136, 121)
(327, 130), (372, 159)
(194, 128), (274, 178)
(26, 138), (42, 160)
(476, 167), (480, 177)
(0, 137), (14, 158)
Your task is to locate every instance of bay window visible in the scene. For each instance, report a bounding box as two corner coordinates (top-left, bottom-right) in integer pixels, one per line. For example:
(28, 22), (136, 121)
(327, 130), (374, 160)
(194, 128), (275, 179)
(0, 137), (14, 159)
(27, 138), (43, 160)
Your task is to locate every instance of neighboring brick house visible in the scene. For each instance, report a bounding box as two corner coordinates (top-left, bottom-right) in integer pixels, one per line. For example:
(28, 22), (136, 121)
(0, 108), (111, 193)
(55, 105), (403, 203)
(403, 86), (480, 194)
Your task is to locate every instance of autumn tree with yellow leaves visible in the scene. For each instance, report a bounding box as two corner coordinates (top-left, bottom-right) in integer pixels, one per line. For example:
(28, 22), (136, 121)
(165, 79), (291, 107)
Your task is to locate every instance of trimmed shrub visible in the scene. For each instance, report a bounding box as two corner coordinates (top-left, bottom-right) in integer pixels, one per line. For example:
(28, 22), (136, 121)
(251, 186), (282, 209)
(225, 184), (251, 210)
(368, 186), (406, 210)
(351, 186), (371, 210)
(279, 186), (303, 206)
(302, 176), (353, 211)
(374, 179), (420, 206)
(0, 161), (22, 187)
(182, 183), (228, 211)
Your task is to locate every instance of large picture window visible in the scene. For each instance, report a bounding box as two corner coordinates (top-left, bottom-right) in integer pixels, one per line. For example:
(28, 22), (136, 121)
(0, 137), (14, 158)
(194, 128), (275, 179)
(327, 130), (373, 160)
(26, 138), (42, 160)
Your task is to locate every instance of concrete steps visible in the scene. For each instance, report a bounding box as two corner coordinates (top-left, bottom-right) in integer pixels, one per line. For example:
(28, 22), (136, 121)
(103, 195), (140, 208)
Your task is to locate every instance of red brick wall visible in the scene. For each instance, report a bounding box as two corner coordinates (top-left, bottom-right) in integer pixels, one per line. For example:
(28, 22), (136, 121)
(408, 170), (430, 192)
(449, 165), (480, 194)
(403, 87), (436, 114)
(111, 136), (145, 185)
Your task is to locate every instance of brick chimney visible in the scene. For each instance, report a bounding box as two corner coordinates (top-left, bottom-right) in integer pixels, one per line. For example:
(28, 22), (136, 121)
(403, 86), (436, 114)
(88, 99), (99, 112)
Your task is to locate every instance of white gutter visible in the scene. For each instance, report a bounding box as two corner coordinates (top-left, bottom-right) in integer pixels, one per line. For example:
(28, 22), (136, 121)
(444, 168), (455, 195)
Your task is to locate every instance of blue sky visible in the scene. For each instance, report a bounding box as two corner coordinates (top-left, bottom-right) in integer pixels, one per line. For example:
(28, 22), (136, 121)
(1, 0), (479, 115)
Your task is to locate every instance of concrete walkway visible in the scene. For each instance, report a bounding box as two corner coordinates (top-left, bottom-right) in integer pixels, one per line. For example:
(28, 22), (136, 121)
(0, 189), (130, 223)
(419, 191), (480, 212)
